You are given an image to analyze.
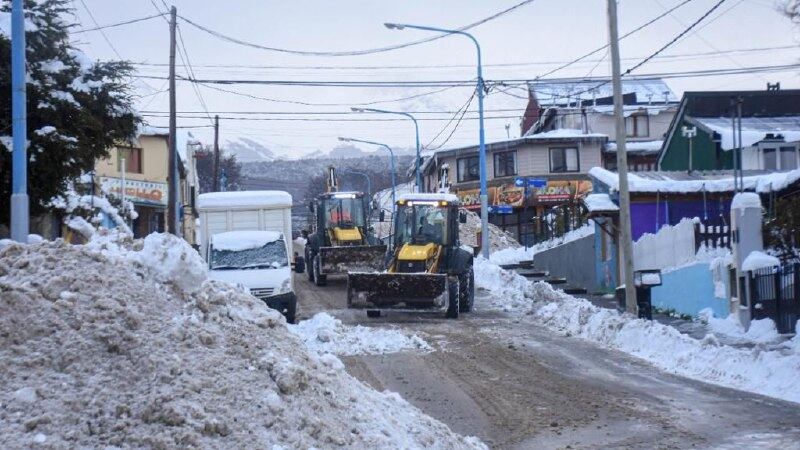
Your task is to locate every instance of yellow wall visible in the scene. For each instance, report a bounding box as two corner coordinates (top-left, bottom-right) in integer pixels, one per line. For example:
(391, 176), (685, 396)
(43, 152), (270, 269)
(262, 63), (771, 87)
(95, 135), (170, 183)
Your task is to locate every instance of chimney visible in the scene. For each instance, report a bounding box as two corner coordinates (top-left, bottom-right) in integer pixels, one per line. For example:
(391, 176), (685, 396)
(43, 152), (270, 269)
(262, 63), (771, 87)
(767, 82), (780, 91)
(663, 91), (669, 104)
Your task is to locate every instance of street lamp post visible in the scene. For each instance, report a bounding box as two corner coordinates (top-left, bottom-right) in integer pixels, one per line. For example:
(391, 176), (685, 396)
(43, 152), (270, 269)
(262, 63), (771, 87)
(351, 107), (421, 192)
(338, 137), (396, 216)
(385, 22), (489, 258)
(10, 0), (29, 243)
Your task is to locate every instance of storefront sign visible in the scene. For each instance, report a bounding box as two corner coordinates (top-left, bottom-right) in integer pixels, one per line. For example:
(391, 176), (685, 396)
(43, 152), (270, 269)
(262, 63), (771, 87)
(530, 180), (592, 204)
(494, 184), (525, 208)
(490, 205), (514, 214)
(456, 187), (496, 210)
(100, 177), (168, 206)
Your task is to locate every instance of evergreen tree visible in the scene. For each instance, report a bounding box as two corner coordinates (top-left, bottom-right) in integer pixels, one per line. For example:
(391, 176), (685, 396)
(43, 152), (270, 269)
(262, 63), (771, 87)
(0, 0), (139, 228)
(194, 146), (242, 193)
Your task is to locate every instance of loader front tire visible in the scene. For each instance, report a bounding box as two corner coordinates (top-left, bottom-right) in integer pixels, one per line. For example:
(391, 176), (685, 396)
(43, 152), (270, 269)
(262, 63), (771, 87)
(446, 278), (459, 319)
(458, 268), (474, 313)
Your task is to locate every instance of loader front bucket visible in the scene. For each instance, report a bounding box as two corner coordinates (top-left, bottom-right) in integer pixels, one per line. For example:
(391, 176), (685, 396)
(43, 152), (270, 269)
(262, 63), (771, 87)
(319, 245), (387, 274)
(347, 272), (448, 310)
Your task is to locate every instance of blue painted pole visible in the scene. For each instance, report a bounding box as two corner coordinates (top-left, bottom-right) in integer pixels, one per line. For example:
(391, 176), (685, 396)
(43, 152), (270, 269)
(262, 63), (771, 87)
(355, 108), (421, 193)
(381, 144), (397, 216)
(10, 0), (29, 242)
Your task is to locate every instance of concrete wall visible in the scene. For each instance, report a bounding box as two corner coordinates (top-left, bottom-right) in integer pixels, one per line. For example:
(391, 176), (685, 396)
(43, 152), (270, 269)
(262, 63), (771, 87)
(650, 262), (729, 318)
(534, 234), (597, 292)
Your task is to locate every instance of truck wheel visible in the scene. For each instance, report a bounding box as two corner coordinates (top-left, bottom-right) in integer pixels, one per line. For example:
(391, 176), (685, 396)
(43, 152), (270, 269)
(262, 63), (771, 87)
(446, 278), (459, 319)
(305, 249), (314, 281)
(313, 255), (327, 287)
(367, 310), (381, 318)
(459, 268), (474, 313)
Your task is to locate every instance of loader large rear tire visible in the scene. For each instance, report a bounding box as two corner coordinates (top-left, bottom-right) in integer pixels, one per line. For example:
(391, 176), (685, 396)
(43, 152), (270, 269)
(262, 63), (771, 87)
(446, 278), (459, 319)
(458, 268), (474, 313)
(305, 249), (314, 281)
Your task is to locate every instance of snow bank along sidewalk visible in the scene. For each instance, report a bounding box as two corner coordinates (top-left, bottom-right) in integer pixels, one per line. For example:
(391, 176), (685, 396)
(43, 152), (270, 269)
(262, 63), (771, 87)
(474, 258), (800, 405)
(0, 237), (486, 449)
(289, 312), (432, 356)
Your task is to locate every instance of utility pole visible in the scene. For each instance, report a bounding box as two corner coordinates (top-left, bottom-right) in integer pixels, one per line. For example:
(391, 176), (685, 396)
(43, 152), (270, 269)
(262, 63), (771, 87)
(10, 0), (29, 242)
(167, 6), (178, 234)
(212, 115), (220, 192)
(607, 0), (637, 314)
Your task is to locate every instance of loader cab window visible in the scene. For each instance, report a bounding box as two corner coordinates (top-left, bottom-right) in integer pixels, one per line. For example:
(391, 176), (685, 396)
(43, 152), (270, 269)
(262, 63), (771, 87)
(322, 196), (365, 229)
(395, 203), (450, 246)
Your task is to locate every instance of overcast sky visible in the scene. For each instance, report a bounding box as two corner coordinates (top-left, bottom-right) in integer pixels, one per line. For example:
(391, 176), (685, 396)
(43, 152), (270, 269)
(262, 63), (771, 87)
(70, 0), (800, 158)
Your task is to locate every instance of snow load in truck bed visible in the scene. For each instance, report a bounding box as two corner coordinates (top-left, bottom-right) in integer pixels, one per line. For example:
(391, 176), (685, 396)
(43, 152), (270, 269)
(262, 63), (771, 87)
(211, 230), (283, 251)
(197, 190), (292, 209)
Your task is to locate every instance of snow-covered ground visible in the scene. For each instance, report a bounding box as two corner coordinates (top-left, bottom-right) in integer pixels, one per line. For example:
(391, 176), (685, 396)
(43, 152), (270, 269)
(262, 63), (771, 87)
(0, 236), (486, 449)
(474, 257), (800, 405)
(289, 313), (432, 356)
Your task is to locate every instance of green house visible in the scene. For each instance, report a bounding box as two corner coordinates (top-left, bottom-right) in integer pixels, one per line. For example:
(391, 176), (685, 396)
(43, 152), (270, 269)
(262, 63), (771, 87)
(659, 89), (800, 171)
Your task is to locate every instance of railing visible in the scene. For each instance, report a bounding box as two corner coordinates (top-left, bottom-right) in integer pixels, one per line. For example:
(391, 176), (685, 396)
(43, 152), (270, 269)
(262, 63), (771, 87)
(693, 221), (731, 252)
(748, 263), (800, 334)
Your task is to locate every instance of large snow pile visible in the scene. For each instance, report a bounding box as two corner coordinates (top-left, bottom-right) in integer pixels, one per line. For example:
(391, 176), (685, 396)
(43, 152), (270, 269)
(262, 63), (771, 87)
(0, 240), (486, 449)
(289, 313), (432, 356)
(459, 209), (520, 252)
(698, 309), (780, 345)
(473, 258), (800, 405)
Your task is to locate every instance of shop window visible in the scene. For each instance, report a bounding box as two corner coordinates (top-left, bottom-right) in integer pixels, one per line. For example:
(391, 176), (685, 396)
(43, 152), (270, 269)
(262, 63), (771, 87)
(625, 114), (649, 137)
(549, 147), (579, 173)
(118, 147), (143, 174)
(457, 156), (480, 182)
(494, 151), (517, 178)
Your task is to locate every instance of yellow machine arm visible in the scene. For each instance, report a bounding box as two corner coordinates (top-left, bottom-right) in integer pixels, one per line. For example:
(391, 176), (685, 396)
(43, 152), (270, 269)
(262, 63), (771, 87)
(389, 243), (443, 274)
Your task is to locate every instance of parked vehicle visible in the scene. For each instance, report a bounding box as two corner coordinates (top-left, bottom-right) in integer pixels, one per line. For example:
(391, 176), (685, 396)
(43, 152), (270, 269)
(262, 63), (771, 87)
(198, 191), (298, 322)
(347, 193), (474, 319)
(304, 166), (386, 286)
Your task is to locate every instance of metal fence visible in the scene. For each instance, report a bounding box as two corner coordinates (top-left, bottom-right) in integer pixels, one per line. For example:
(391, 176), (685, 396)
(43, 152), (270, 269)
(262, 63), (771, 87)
(748, 263), (800, 334)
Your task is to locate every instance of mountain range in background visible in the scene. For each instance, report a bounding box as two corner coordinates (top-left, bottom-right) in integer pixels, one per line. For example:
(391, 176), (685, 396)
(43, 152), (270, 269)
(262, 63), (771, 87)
(223, 138), (416, 162)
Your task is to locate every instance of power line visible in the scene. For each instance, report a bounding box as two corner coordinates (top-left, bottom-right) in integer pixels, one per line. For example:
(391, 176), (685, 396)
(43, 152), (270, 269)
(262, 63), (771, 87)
(534, 0), (696, 80)
(426, 92), (477, 150)
(127, 44), (799, 71)
(69, 12), (166, 34)
(176, 0), (537, 57)
(138, 113), (525, 122)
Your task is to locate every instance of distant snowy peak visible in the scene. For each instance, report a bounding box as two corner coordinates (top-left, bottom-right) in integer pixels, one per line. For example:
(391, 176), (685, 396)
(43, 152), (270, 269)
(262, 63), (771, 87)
(224, 138), (276, 162)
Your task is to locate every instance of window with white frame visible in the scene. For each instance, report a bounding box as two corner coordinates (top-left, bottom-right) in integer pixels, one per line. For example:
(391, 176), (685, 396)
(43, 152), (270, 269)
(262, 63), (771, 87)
(549, 147), (579, 173)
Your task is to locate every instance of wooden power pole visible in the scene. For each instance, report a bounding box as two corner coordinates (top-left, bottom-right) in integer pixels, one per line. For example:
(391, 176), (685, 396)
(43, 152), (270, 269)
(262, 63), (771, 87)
(607, 0), (638, 314)
(167, 6), (178, 234)
(212, 115), (220, 192)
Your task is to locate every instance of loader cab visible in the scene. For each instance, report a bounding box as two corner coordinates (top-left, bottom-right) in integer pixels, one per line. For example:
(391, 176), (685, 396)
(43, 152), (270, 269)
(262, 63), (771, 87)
(315, 192), (368, 231)
(393, 197), (460, 249)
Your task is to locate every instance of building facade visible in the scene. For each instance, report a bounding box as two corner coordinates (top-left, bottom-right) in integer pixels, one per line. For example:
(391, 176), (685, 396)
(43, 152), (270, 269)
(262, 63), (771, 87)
(422, 131), (606, 244)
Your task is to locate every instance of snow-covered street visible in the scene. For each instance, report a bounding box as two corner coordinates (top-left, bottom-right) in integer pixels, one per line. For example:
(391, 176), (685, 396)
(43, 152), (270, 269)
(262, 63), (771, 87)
(292, 247), (800, 449)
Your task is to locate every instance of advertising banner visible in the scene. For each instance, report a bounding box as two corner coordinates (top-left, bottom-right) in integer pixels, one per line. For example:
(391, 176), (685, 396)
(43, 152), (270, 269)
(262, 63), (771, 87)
(456, 187), (496, 210)
(530, 180), (592, 204)
(100, 177), (168, 206)
(493, 184), (525, 208)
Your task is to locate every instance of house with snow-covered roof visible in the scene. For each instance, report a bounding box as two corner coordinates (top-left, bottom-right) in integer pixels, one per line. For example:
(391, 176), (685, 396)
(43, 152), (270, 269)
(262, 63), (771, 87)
(658, 87), (800, 172)
(521, 77), (679, 172)
(420, 130), (607, 245)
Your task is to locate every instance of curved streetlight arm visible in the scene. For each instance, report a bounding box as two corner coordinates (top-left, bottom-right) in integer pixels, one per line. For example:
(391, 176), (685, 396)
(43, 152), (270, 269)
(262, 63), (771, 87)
(351, 107), (422, 192)
(338, 137), (397, 217)
(384, 22), (489, 258)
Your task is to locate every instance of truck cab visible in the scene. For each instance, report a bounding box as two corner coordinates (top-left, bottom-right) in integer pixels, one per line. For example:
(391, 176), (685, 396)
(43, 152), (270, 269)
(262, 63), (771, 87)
(206, 230), (296, 323)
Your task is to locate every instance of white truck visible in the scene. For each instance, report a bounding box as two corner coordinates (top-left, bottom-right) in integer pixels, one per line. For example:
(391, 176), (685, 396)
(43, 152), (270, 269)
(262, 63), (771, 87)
(197, 191), (298, 322)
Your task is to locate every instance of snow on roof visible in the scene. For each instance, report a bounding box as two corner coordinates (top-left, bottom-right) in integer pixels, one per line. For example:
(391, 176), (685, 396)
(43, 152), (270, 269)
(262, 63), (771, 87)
(210, 230), (283, 251)
(526, 128), (607, 140)
(398, 193), (459, 203)
(731, 192), (762, 210)
(605, 140), (663, 154)
(198, 190), (293, 209)
(690, 116), (800, 151)
(589, 167), (800, 194)
(589, 104), (674, 117)
(583, 193), (619, 213)
(741, 250), (780, 272)
(530, 78), (677, 106)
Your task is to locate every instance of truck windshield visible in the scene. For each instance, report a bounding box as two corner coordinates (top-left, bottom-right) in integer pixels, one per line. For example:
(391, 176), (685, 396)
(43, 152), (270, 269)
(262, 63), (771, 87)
(322, 197), (365, 228)
(394, 204), (449, 246)
(210, 240), (288, 270)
